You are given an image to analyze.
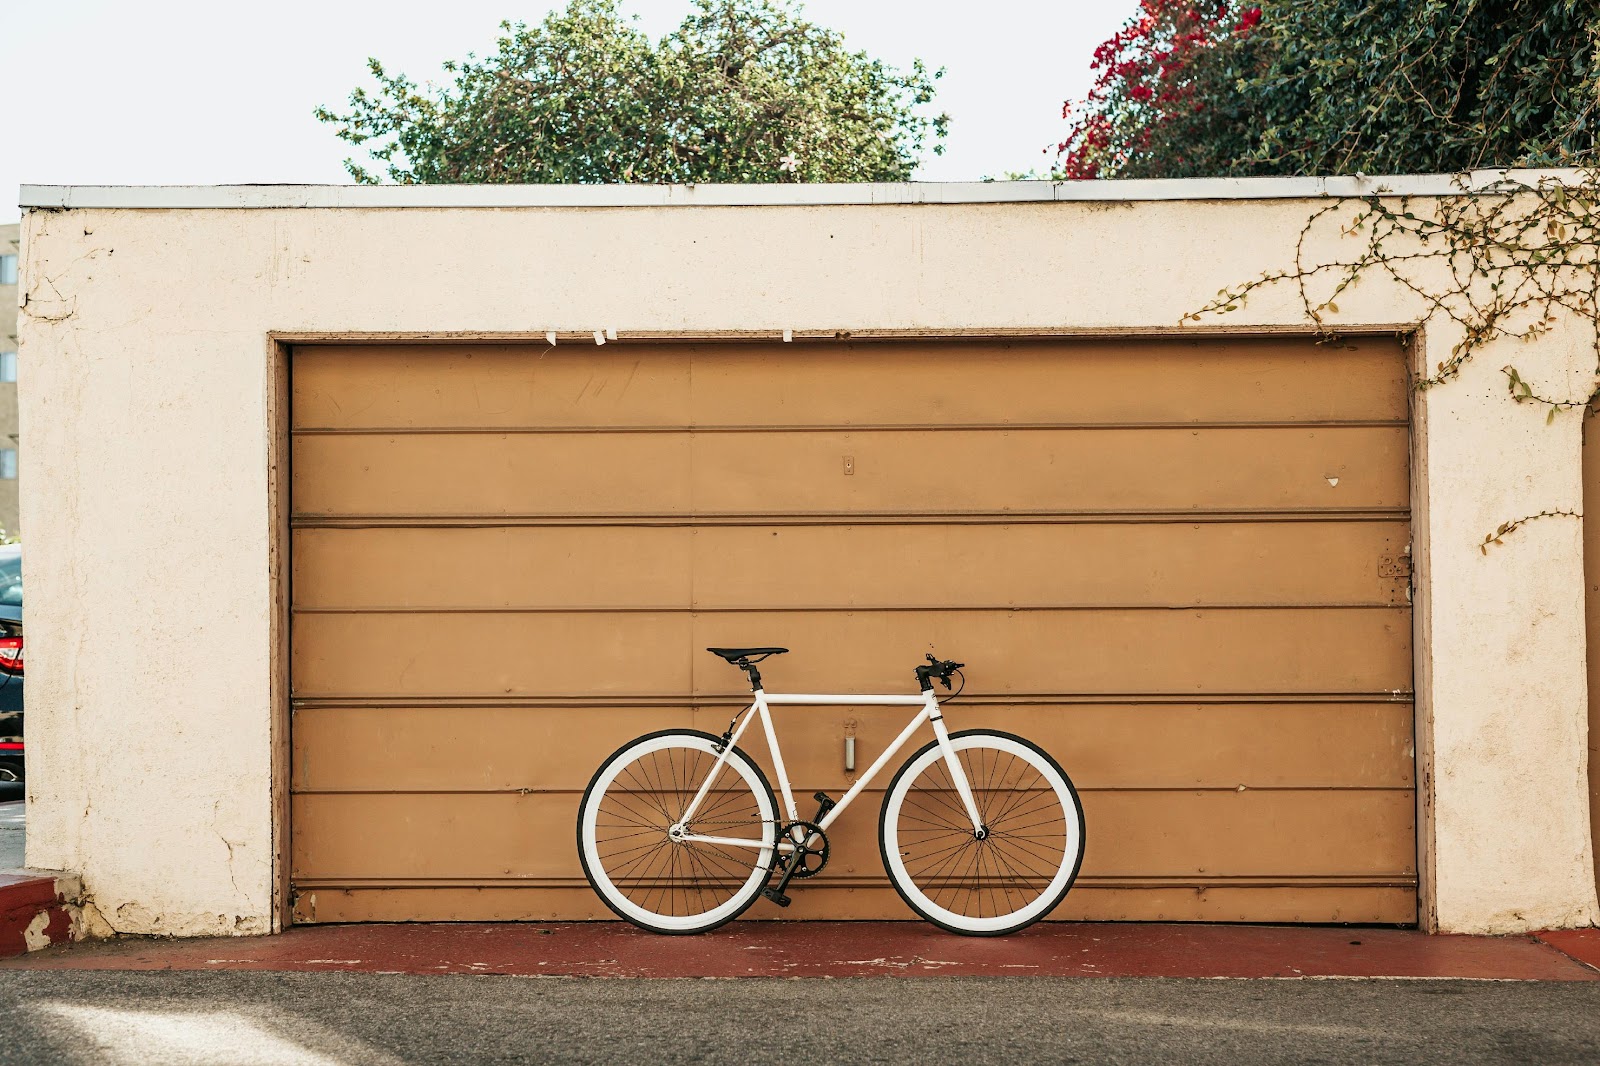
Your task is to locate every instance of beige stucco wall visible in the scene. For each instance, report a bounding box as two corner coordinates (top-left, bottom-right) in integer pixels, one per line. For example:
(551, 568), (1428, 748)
(17, 182), (1600, 935)
(0, 223), (18, 538)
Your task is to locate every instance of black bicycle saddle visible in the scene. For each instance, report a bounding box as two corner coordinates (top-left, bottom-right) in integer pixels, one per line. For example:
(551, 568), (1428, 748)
(706, 647), (789, 662)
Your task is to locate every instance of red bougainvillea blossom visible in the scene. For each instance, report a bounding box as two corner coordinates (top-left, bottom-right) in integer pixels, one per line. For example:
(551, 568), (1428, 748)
(1056, 0), (1262, 179)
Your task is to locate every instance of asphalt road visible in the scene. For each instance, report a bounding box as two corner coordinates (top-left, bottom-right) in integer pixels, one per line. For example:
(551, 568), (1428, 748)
(0, 972), (1597, 1065)
(0, 798), (22, 871)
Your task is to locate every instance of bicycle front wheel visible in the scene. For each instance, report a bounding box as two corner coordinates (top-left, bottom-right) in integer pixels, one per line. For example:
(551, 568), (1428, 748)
(577, 729), (777, 934)
(879, 729), (1085, 935)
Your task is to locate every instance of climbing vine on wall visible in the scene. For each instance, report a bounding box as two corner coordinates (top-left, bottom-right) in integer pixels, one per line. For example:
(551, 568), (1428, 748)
(1181, 170), (1600, 550)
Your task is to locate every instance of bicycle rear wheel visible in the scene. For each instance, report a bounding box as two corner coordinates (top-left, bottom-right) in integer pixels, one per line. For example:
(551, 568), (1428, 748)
(577, 729), (777, 934)
(879, 729), (1085, 935)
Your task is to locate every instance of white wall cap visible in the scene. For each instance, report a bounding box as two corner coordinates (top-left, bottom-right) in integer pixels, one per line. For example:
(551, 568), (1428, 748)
(17, 169), (1592, 211)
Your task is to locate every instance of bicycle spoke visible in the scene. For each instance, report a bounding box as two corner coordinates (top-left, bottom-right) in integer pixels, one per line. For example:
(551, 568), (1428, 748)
(904, 788), (970, 828)
(988, 790), (1062, 829)
(921, 833), (982, 903)
(598, 836), (674, 866)
(583, 734), (773, 929)
(886, 735), (1081, 933)
(588, 720), (1082, 938)
(901, 833), (984, 869)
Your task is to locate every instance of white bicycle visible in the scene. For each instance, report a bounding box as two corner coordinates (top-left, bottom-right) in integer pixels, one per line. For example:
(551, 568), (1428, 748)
(577, 648), (1086, 936)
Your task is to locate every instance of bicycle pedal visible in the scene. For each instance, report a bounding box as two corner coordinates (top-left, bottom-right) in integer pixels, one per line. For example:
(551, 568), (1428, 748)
(762, 888), (792, 908)
(812, 791), (837, 818)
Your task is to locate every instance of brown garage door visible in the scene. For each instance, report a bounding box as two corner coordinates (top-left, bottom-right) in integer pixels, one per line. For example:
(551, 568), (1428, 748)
(289, 337), (1416, 925)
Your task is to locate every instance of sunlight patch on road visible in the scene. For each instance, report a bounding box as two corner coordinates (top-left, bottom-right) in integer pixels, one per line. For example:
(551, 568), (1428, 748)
(36, 1003), (396, 1066)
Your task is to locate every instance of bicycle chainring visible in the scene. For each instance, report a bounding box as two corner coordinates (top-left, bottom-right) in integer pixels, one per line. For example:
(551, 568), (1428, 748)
(775, 820), (829, 879)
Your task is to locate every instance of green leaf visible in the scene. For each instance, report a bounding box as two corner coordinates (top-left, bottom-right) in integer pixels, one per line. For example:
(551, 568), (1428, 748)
(315, 0), (947, 184)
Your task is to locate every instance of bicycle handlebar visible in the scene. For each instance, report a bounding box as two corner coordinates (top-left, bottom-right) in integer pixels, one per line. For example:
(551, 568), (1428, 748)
(915, 653), (965, 691)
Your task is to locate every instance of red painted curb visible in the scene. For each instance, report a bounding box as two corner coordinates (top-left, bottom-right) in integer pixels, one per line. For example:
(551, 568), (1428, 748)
(7, 921), (1600, 980)
(0, 874), (73, 959)
(1535, 929), (1600, 973)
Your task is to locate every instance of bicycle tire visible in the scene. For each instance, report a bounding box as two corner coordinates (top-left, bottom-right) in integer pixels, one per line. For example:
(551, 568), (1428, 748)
(577, 728), (778, 934)
(878, 729), (1085, 935)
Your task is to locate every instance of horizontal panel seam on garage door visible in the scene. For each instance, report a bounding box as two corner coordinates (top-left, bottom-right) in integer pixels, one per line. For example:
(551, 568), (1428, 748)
(287, 874), (1421, 888)
(289, 874), (1422, 889)
(293, 684), (1423, 698)
(288, 784), (1416, 794)
(293, 603), (1408, 612)
(291, 505), (1414, 521)
(289, 694), (1414, 706)
(292, 419), (1410, 434)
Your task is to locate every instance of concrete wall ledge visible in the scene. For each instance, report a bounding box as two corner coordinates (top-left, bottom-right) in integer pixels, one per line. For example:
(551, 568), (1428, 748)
(16, 168), (1592, 211)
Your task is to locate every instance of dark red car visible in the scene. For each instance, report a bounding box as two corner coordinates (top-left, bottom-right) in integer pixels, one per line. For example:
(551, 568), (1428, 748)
(0, 546), (23, 782)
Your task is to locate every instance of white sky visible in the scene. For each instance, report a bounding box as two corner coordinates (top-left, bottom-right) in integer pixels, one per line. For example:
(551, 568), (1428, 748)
(0, 0), (1136, 223)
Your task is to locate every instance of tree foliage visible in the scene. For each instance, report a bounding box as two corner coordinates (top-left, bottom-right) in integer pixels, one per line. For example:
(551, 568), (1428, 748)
(316, 0), (947, 184)
(1057, 0), (1600, 179)
(1057, 1), (1264, 179)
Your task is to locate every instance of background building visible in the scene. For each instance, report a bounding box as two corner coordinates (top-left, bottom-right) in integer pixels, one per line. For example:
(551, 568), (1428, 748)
(0, 224), (17, 538)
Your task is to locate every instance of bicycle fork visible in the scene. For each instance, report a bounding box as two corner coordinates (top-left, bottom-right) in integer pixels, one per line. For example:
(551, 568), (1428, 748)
(926, 698), (988, 838)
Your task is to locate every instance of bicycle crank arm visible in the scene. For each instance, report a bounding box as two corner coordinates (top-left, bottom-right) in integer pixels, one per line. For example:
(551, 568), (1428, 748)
(762, 859), (802, 908)
(762, 821), (829, 908)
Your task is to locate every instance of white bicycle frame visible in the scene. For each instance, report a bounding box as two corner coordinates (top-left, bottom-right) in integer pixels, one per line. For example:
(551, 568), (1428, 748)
(673, 687), (984, 851)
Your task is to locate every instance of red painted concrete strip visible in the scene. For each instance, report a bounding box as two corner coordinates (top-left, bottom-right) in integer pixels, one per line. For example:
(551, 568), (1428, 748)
(1535, 929), (1600, 973)
(0, 873), (57, 900)
(6, 922), (1599, 980)
(0, 875), (69, 959)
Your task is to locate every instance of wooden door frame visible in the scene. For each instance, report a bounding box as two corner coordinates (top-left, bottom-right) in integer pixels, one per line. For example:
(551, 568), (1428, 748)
(1403, 326), (1435, 931)
(267, 336), (293, 931)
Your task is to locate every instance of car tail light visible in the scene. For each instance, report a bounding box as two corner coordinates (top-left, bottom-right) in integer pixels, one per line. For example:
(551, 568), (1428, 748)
(0, 635), (21, 676)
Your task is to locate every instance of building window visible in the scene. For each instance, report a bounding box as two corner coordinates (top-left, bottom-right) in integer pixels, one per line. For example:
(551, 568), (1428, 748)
(0, 353), (14, 384)
(0, 451), (16, 480)
(0, 256), (15, 286)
